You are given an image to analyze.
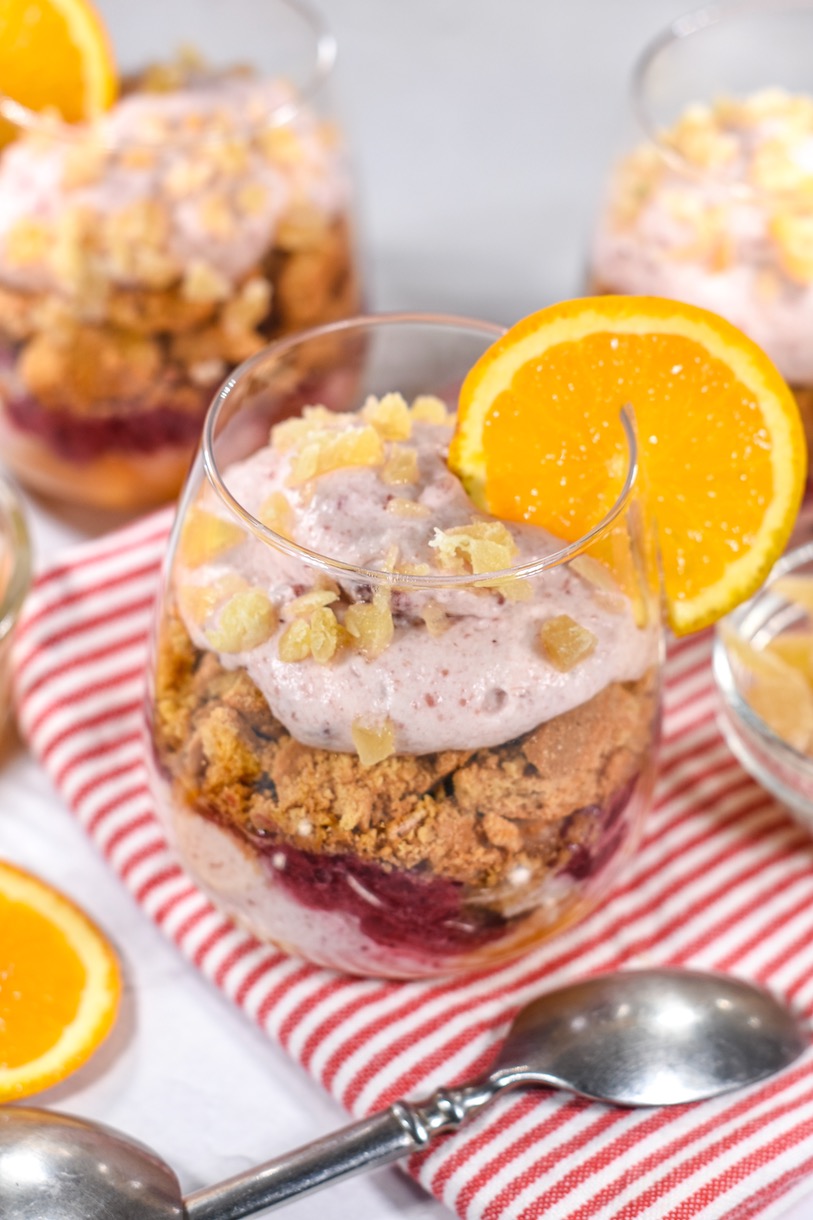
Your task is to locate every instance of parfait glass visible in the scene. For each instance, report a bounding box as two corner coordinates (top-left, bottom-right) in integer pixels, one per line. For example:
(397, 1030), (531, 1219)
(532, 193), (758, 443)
(589, 1), (813, 450)
(0, 0), (362, 515)
(145, 313), (663, 979)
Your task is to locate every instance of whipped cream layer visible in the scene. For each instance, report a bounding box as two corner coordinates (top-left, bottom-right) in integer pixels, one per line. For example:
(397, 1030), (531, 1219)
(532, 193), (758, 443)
(175, 399), (655, 756)
(0, 74), (348, 295)
(592, 89), (813, 384)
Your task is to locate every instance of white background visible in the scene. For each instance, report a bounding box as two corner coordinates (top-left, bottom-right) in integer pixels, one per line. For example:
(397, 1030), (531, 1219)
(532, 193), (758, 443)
(2, 1), (810, 1217)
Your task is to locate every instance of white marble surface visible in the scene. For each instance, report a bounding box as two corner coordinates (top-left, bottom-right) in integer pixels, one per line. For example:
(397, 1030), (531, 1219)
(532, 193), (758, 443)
(1, 0), (810, 1216)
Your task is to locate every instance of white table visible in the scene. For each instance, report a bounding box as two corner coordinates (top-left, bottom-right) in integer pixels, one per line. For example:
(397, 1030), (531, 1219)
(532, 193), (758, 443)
(1, 1), (810, 1215)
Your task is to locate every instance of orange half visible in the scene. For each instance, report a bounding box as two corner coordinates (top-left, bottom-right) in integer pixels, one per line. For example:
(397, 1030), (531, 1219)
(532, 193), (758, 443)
(450, 296), (806, 635)
(0, 860), (121, 1101)
(0, 0), (117, 125)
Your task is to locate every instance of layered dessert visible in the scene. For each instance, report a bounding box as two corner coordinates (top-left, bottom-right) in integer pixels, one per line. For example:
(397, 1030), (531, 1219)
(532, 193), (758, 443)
(150, 391), (660, 977)
(590, 88), (813, 446)
(0, 60), (360, 511)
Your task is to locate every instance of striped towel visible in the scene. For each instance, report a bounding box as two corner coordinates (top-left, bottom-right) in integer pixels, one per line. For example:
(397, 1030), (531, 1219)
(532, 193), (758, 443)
(11, 507), (813, 1220)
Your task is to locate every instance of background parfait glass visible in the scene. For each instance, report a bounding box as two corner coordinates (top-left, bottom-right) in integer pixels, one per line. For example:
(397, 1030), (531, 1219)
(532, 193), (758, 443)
(0, 0), (362, 517)
(588, 0), (813, 455)
(145, 313), (663, 979)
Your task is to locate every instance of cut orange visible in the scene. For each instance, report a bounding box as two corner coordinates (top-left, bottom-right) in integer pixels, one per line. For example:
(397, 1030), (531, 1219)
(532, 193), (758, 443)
(0, 0), (117, 126)
(0, 860), (121, 1101)
(450, 296), (807, 635)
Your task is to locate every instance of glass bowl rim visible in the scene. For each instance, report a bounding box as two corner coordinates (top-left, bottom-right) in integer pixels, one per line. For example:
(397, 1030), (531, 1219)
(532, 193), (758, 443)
(199, 310), (644, 591)
(630, 0), (813, 196)
(713, 536), (813, 779)
(0, 471), (31, 645)
(0, 0), (337, 148)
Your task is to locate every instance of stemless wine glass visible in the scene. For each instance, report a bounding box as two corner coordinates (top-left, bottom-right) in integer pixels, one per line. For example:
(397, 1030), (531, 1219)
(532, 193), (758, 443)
(145, 313), (663, 979)
(0, 0), (362, 515)
(589, 1), (813, 449)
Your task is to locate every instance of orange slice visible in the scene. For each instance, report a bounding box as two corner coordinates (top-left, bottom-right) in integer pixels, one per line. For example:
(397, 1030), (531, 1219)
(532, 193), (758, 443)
(0, 0), (117, 125)
(450, 296), (806, 635)
(0, 860), (121, 1101)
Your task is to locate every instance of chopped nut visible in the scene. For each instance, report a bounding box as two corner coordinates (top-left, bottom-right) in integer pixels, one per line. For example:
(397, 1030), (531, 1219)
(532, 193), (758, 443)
(182, 260), (233, 303)
(287, 424), (384, 486)
(178, 508), (245, 568)
(420, 601), (449, 636)
(309, 606), (340, 664)
(284, 589), (339, 618)
(351, 717), (396, 767)
(258, 491), (295, 538)
(362, 393), (412, 440)
(410, 394), (450, 424)
(207, 589), (278, 652)
(386, 497), (430, 517)
(344, 589), (394, 659)
(278, 618), (311, 662)
(430, 520), (518, 575)
(539, 615), (598, 671)
(381, 446), (419, 485)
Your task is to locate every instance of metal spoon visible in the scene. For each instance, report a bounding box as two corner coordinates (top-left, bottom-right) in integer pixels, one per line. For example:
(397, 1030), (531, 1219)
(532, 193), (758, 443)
(0, 968), (806, 1220)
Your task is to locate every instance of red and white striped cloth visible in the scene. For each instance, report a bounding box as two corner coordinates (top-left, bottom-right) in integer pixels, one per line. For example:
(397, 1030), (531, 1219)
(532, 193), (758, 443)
(11, 507), (813, 1220)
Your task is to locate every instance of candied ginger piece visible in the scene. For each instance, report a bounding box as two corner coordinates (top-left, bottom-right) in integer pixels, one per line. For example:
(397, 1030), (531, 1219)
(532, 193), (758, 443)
(539, 615), (598, 672)
(258, 491), (294, 539)
(362, 393), (412, 440)
(287, 425), (384, 486)
(278, 618), (311, 662)
(284, 589), (339, 619)
(177, 574), (247, 625)
(309, 606), (341, 664)
(420, 601), (449, 637)
(769, 211), (813, 283)
(179, 509), (244, 568)
(271, 405), (335, 452)
(351, 717), (396, 767)
(430, 520), (518, 575)
(410, 395), (449, 424)
(344, 589), (394, 659)
(207, 589), (278, 652)
(381, 446), (420, 485)
(771, 575), (813, 614)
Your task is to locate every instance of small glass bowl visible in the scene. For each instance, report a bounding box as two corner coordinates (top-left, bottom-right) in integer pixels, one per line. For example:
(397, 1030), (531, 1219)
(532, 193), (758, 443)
(0, 471), (31, 732)
(713, 540), (813, 827)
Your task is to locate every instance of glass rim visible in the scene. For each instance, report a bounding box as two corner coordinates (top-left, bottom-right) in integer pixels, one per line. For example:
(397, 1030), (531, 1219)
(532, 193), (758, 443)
(201, 310), (642, 590)
(631, 0), (813, 195)
(0, 0), (337, 147)
(0, 471), (31, 644)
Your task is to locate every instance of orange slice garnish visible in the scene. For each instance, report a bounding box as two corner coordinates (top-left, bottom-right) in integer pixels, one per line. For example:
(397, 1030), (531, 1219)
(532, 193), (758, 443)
(0, 0), (117, 125)
(0, 860), (121, 1101)
(450, 296), (806, 635)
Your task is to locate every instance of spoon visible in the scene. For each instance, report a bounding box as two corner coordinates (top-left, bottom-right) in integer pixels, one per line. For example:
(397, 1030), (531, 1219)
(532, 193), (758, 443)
(0, 968), (806, 1220)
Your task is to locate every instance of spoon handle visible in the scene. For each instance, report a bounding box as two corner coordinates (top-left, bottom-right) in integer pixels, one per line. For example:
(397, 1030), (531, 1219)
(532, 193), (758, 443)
(183, 1082), (495, 1219)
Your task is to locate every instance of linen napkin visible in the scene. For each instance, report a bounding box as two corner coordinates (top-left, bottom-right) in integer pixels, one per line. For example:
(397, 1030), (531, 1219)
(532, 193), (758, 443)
(11, 506), (813, 1220)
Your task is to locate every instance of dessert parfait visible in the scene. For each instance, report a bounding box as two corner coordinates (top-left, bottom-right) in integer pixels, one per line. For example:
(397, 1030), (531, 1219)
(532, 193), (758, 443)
(0, 0), (361, 513)
(147, 316), (662, 978)
(589, 2), (813, 450)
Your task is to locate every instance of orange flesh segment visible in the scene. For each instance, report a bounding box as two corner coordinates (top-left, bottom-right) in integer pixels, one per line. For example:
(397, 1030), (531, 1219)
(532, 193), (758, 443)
(484, 331), (774, 609)
(0, 893), (85, 1068)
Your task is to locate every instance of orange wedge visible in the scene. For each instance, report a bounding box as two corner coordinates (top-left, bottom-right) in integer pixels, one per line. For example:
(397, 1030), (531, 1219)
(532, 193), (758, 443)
(0, 0), (117, 126)
(450, 296), (807, 635)
(0, 860), (121, 1101)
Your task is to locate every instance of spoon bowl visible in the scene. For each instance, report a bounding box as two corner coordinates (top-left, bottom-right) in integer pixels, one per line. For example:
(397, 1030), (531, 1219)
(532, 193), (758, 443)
(0, 968), (806, 1220)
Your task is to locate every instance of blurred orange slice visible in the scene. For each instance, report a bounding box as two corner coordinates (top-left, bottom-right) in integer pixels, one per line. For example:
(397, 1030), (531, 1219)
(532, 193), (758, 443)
(0, 0), (117, 125)
(450, 296), (806, 635)
(0, 860), (121, 1101)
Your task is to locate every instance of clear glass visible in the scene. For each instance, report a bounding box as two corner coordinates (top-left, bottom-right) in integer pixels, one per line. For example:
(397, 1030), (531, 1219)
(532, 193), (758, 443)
(145, 314), (663, 979)
(714, 539), (813, 828)
(0, 0), (362, 516)
(588, 1), (813, 449)
(0, 471), (31, 736)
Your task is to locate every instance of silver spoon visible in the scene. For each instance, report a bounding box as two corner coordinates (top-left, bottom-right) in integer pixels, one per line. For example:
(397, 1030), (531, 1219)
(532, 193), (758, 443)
(0, 968), (806, 1220)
